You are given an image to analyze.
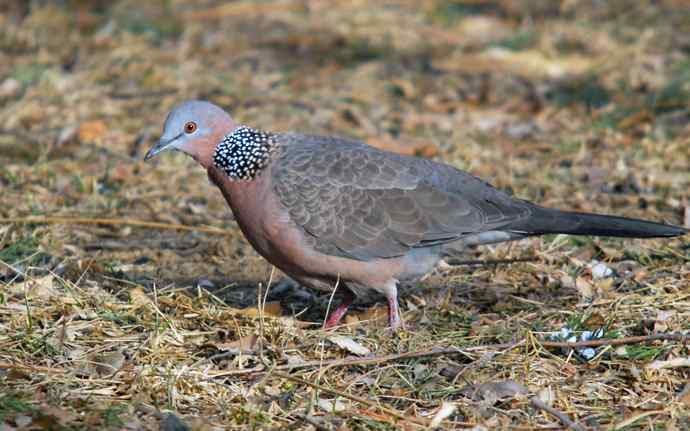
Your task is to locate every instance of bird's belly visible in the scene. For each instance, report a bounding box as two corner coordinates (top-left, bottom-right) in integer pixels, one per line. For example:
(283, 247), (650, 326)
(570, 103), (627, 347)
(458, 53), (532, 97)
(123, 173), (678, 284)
(398, 247), (442, 280)
(225, 185), (326, 281)
(235, 206), (405, 292)
(210, 170), (305, 276)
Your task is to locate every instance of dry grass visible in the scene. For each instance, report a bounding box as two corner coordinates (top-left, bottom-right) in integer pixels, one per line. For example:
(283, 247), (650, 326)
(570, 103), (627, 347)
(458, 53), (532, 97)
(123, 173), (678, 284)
(1, 1), (689, 429)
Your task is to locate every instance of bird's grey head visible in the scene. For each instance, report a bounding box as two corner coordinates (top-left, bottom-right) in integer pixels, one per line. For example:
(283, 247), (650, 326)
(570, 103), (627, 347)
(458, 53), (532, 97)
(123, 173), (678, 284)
(145, 100), (237, 168)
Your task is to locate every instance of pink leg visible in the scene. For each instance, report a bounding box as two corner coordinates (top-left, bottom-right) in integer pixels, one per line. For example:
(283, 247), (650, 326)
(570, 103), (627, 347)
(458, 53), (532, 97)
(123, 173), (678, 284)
(323, 287), (355, 329)
(387, 294), (404, 331)
(385, 282), (404, 331)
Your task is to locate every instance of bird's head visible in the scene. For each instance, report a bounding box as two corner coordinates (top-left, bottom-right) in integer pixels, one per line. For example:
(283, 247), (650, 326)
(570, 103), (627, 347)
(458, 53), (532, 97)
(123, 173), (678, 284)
(145, 100), (237, 168)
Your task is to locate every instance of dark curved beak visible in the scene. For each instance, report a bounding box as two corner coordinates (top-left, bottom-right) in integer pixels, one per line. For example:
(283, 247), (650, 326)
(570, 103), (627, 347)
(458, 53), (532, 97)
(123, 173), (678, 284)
(144, 134), (181, 161)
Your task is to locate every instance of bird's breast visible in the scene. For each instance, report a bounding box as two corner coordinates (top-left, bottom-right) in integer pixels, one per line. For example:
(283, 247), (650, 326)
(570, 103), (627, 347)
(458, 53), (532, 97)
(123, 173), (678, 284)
(208, 167), (305, 269)
(206, 167), (413, 292)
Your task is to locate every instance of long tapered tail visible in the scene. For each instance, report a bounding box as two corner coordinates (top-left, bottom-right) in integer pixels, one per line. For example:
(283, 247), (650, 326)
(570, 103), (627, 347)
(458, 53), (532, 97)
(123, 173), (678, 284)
(509, 207), (687, 238)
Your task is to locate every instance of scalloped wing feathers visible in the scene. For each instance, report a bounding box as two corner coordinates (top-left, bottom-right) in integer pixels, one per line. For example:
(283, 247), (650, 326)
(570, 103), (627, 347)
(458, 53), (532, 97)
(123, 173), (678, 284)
(272, 133), (534, 260)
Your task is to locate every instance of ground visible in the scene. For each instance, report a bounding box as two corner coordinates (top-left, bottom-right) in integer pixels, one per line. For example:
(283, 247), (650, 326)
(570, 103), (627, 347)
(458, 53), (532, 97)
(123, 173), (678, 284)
(0, 1), (689, 430)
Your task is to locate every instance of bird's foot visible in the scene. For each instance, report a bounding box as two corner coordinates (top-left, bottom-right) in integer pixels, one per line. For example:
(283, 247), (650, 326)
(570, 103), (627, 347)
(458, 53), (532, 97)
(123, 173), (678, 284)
(323, 303), (350, 329)
(322, 288), (355, 329)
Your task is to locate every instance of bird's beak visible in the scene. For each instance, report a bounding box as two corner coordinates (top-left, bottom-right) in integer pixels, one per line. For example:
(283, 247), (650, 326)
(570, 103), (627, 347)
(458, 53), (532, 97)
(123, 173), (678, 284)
(144, 134), (181, 161)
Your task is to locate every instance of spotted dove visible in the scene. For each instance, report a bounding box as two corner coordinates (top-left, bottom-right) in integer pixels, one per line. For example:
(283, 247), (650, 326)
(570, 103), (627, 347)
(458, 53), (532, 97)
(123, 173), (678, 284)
(145, 100), (687, 330)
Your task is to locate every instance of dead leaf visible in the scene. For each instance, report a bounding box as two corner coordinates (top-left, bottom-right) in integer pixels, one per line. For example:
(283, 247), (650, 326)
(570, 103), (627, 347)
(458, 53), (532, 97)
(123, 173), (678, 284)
(647, 357), (690, 370)
(316, 398), (348, 413)
(575, 276), (594, 300)
(129, 287), (153, 308)
(78, 120), (107, 144)
(633, 269), (649, 282)
(239, 301), (282, 318)
(460, 380), (529, 402)
(429, 402), (456, 428)
(218, 333), (258, 354)
(328, 335), (371, 356)
(594, 277), (614, 295)
(583, 312), (606, 329)
(12, 275), (58, 298)
(654, 310), (674, 332)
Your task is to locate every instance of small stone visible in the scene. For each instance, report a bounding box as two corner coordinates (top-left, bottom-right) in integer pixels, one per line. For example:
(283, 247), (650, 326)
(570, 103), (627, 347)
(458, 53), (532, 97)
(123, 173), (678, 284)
(590, 261), (613, 279)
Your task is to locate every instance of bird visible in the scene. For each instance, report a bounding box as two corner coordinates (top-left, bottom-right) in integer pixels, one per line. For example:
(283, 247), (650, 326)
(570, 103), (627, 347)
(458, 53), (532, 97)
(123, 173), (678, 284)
(145, 100), (687, 330)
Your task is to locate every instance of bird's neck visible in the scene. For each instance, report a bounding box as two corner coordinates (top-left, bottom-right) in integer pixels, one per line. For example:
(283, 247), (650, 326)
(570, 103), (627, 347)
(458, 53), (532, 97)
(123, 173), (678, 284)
(212, 126), (276, 181)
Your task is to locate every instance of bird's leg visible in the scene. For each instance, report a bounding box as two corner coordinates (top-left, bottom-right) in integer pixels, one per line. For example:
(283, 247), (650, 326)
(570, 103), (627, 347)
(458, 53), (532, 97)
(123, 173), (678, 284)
(384, 281), (405, 331)
(323, 286), (355, 329)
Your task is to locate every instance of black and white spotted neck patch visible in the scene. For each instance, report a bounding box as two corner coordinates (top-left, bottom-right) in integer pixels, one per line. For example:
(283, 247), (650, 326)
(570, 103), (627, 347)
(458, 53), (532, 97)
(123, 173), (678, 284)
(213, 126), (275, 180)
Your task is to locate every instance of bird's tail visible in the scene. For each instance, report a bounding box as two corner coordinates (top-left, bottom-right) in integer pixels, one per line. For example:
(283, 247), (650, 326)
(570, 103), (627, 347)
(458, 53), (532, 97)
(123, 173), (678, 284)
(509, 206), (687, 238)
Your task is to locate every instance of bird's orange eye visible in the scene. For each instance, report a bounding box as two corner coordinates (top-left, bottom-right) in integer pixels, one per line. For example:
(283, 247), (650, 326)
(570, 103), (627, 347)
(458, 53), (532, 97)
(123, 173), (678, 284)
(184, 121), (197, 134)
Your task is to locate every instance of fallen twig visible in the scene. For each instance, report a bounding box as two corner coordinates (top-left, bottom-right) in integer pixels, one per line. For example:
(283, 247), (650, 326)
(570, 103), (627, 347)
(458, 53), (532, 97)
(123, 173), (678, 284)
(4, 333), (687, 380)
(530, 396), (586, 431)
(540, 333), (689, 349)
(0, 216), (233, 236)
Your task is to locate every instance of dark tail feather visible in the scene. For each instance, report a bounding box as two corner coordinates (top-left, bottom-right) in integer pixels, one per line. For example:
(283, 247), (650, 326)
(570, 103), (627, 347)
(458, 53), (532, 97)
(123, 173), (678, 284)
(510, 207), (687, 238)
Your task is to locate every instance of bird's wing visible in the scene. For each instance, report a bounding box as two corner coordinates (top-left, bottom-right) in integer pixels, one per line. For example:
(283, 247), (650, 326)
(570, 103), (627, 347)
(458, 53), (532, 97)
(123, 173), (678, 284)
(272, 133), (534, 260)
